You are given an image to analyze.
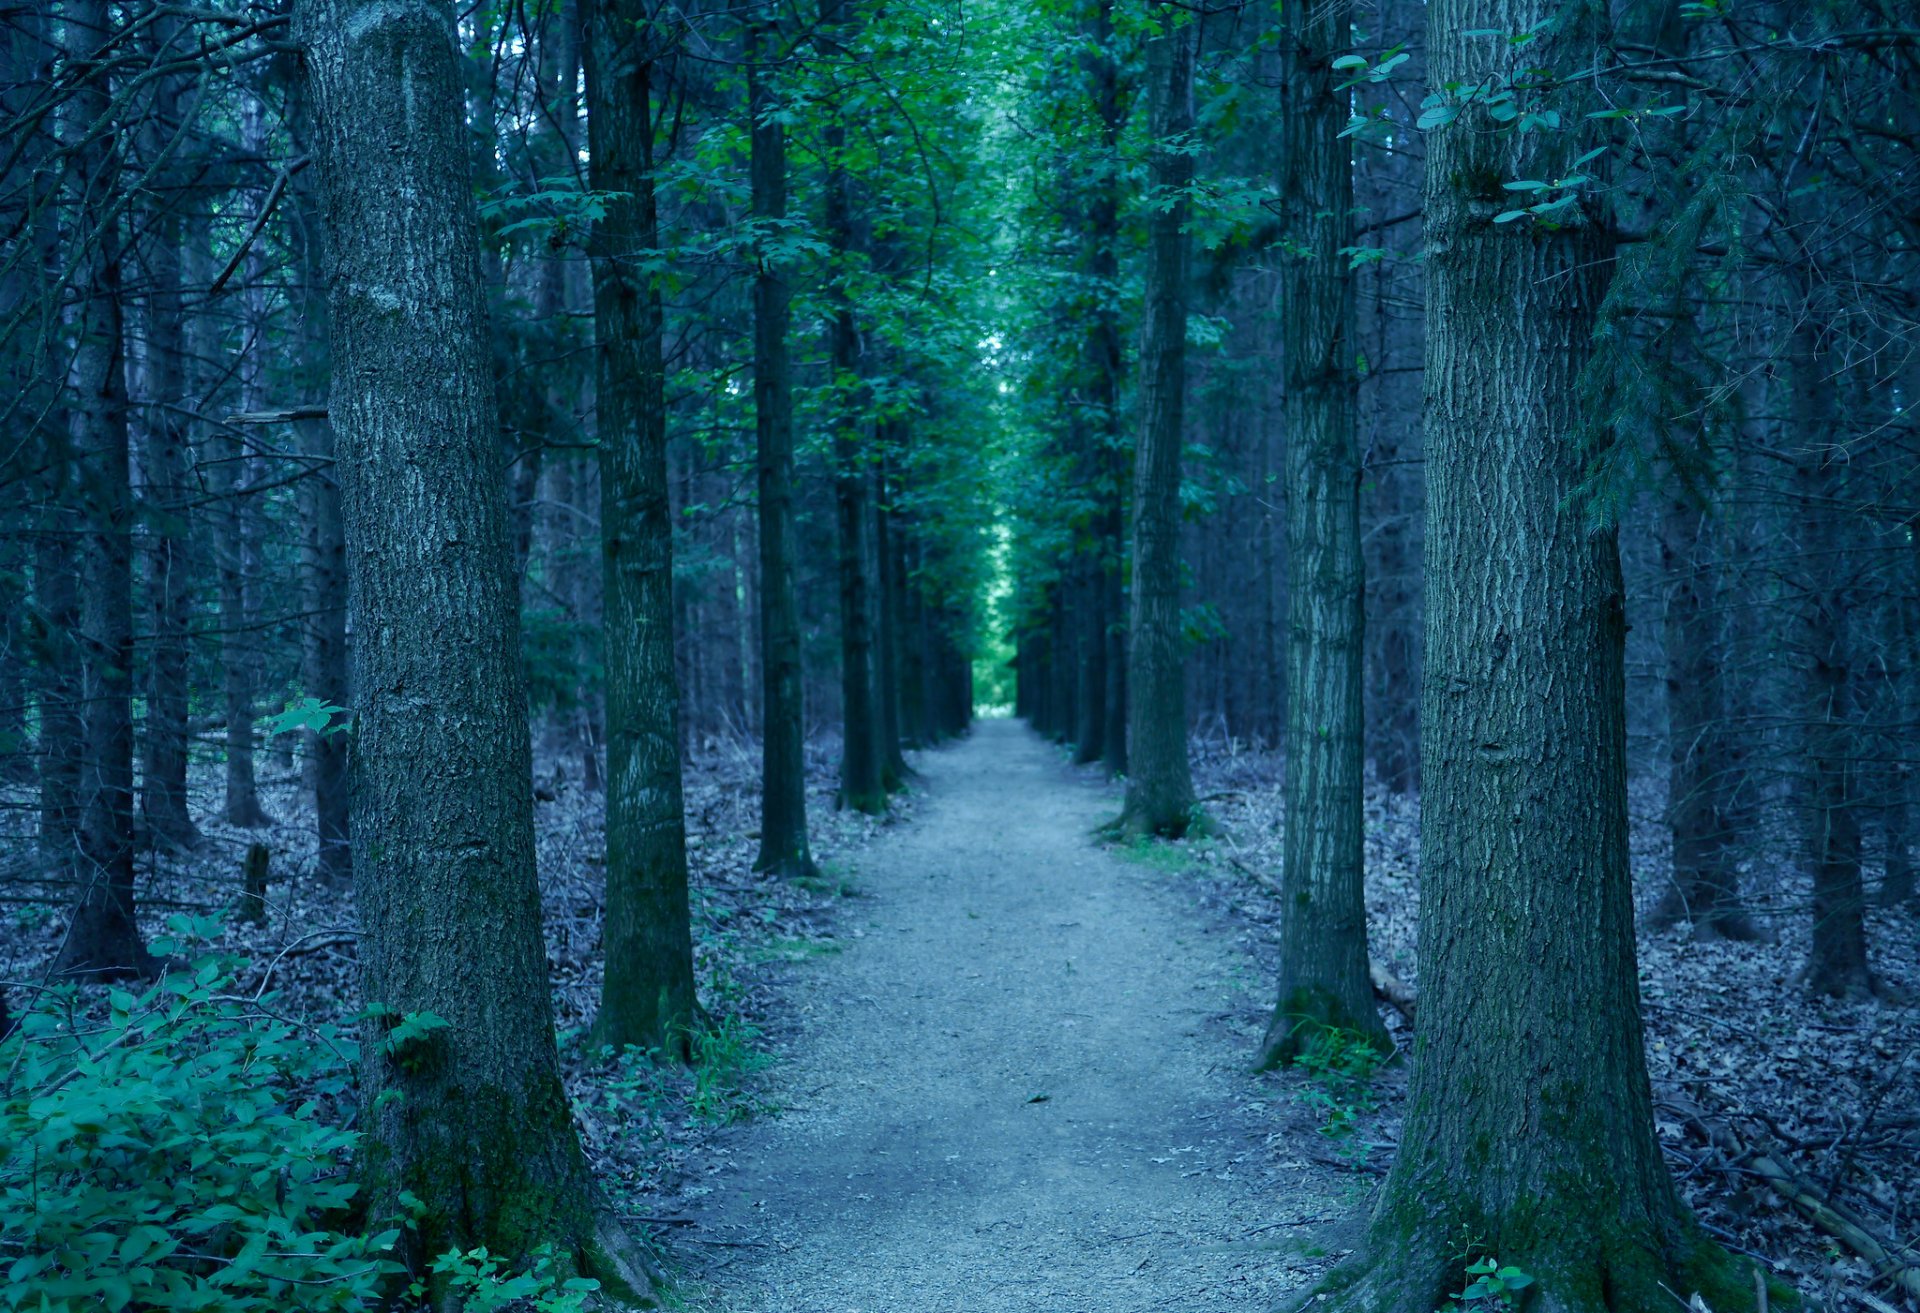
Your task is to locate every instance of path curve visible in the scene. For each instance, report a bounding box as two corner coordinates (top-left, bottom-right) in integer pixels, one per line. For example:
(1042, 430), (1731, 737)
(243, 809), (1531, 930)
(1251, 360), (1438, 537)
(684, 718), (1341, 1310)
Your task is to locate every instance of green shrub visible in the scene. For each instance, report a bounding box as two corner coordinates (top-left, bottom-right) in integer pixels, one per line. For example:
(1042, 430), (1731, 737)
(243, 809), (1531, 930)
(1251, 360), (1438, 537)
(0, 917), (398, 1312)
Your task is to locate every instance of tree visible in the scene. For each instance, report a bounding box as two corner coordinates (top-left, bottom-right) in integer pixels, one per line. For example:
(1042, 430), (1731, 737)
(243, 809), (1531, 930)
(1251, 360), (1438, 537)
(1309, 2), (1757, 1307)
(294, 0), (655, 1294)
(821, 0), (888, 816)
(1257, 0), (1385, 1068)
(749, 12), (820, 881)
(584, 0), (699, 1057)
(1113, 2), (1196, 839)
(55, 0), (148, 980)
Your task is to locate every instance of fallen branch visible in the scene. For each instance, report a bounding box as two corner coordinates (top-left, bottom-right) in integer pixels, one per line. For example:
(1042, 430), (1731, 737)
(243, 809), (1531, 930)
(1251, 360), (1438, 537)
(226, 406), (328, 425)
(1665, 1095), (1920, 1304)
(1367, 959), (1417, 1024)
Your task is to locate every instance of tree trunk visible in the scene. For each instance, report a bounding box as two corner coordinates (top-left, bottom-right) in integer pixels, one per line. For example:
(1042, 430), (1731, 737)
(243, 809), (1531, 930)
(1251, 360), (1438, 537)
(584, 0), (697, 1057)
(295, 0), (654, 1296)
(875, 446), (912, 787)
(1313, 3), (1754, 1309)
(55, 0), (148, 981)
(1654, 491), (1758, 939)
(134, 35), (199, 852)
(218, 95), (271, 830)
(286, 84), (352, 887)
(1791, 320), (1873, 998)
(1258, 0), (1385, 1068)
(1115, 6), (1196, 837)
(750, 16), (820, 880)
(824, 0), (886, 816)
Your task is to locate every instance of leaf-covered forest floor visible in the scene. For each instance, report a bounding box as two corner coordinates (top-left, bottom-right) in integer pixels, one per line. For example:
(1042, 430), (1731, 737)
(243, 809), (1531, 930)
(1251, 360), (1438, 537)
(3, 720), (1916, 1310)
(1189, 739), (1920, 1313)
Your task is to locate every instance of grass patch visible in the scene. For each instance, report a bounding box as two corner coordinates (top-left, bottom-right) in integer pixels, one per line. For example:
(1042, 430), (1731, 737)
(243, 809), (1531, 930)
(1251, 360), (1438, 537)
(750, 936), (845, 964)
(795, 862), (860, 898)
(1112, 835), (1195, 874)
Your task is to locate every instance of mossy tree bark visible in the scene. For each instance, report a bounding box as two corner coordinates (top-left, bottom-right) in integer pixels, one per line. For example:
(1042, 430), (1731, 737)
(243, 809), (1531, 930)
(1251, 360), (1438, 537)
(585, 0), (698, 1056)
(1116, 5), (1195, 838)
(750, 15), (820, 881)
(297, 0), (655, 1298)
(1258, 0), (1385, 1068)
(1309, 3), (1758, 1309)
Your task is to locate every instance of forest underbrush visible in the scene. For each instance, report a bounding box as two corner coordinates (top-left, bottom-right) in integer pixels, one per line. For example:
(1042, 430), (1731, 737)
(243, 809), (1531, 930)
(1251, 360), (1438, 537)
(0, 731), (911, 1309)
(1172, 740), (1920, 1313)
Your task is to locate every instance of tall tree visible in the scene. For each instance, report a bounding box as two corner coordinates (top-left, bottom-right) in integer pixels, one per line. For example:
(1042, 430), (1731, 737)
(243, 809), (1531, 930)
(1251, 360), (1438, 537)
(133, 16), (199, 852)
(749, 15), (821, 880)
(821, 0), (887, 816)
(55, 0), (148, 979)
(1113, 3), (1195, 838)
(1257, 0), (1384, 1067)
(585, 0), (699, 1056)
(295, 0), (655, 1294)
(1311, 2), (1755, 1307)
(1790, 315), (1874, 998)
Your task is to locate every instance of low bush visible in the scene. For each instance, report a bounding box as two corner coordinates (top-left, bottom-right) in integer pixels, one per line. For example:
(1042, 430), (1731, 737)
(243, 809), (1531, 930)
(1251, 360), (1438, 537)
(0, 917), (397, 1312)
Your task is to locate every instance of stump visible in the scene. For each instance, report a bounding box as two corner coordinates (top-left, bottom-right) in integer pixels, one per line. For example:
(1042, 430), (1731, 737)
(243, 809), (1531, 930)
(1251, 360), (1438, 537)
(237, 842), (271, 926)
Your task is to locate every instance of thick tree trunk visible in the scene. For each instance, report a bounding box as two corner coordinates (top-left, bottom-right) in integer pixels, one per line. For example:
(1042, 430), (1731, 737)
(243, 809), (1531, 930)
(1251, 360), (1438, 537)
(1258, 0), (1385, 1067)
(750, 19), (819, 880)
(55, 0), (148, 981)
(1115, 7), (1196, 838)
(584, 0), (697, 1057)
(296, 0), (654, 1297)
(1313, 4), (1752, 1309)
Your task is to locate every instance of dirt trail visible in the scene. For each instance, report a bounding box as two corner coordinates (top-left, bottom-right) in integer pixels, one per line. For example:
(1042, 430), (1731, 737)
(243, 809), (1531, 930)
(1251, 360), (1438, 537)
(682, 718), (1345, 1311)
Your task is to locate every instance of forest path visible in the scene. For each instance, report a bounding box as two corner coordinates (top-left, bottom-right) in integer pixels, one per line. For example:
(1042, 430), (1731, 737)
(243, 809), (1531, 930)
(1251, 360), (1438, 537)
(679, 718), (1343, 1311)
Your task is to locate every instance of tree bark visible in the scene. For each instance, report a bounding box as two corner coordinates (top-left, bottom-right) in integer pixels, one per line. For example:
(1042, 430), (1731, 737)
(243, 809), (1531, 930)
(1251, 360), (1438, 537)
(1654, 490), (1759, 939)
(1115, 5), (1196, 837)
(295, 0), (654, 1296)
(584, 0), (698, 1057)
(1791, 319), (1874, 998)
(1258, 0), (1386, 1068)
(750, 16), (820, 881)
(55, 0), (148, 980)
(133, 27), (199, 852)
(1311, 3), (1754, 1309)
(823, 0), (887, 816)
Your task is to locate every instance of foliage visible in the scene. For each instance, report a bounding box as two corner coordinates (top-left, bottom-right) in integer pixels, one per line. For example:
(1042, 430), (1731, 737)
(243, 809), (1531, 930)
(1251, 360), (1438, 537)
(0, 919), (396, 1313)
(410, 1246), (599, 1313)
(1289, 1024), (1385, 1142)
(259, 695), (349, 740)
(596, 1008), (773, 1137)
(1442, 1257), (1535, 1310)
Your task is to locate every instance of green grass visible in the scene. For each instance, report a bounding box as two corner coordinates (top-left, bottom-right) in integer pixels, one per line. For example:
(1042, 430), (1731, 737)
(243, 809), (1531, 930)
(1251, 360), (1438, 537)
(795, 861), (860, 898)
(1112, 835), (1195, 874)
(750, 936), (845, 964)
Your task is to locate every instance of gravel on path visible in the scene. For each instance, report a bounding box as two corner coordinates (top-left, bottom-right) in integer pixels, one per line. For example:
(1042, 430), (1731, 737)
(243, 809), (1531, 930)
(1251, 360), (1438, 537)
(680, 717), (1349, 1312)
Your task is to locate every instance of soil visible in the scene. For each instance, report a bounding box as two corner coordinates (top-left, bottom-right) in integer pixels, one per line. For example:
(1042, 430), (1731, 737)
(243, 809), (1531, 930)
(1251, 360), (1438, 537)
(674, 718), (1349, 1311)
